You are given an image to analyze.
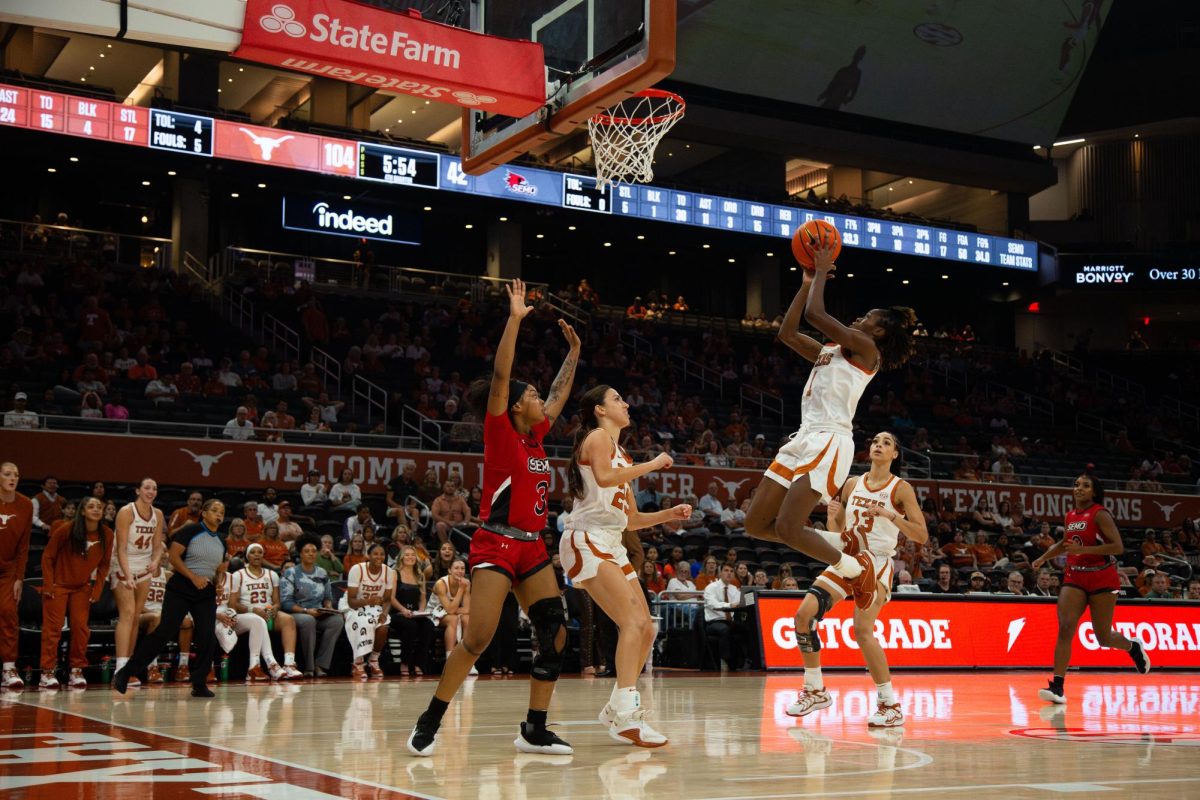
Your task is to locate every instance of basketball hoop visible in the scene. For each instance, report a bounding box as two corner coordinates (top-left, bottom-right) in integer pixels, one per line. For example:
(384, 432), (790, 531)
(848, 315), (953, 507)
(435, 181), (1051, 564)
(587, 88), (685, 190)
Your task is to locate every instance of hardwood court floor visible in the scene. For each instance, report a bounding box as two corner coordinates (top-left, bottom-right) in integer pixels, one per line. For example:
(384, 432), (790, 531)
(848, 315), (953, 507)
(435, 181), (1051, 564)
(2, 671), (1198, 799)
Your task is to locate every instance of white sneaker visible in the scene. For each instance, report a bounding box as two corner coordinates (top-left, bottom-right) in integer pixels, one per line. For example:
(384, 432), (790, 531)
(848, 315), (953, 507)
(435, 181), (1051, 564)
(68, 669), (87, 689)
(39, 672), (60, 690)
(267, 663), (285, 681)
(867, 701), (904, 728)
(786, 688), (832, 717)
(599, 703), (616, 726)
(608, 708), (668, 748)
(2, 668), (24, 690)
(282, 665), (303, 680)
(468, 665), (478, 676)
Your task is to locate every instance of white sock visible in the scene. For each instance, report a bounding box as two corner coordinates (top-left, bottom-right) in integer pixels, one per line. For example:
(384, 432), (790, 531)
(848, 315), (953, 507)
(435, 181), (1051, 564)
(612, 687), (641, 713)
(876, 681), (896, 705)
(284, 653), (295, 666)
(3, 661), (14, 671)
(833, 553), (863, 579)
(178, 653), (189, 666)
(149, 658), (158, 668)
(116, 657), (129, 671)
(804, 667), (824, 691)
(249, 658), (260, 670)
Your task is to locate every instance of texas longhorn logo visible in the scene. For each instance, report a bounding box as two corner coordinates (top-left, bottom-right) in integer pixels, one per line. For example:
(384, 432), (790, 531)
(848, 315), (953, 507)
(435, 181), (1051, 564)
(179, 449), (234, 477)
(238, 127), (295, 160)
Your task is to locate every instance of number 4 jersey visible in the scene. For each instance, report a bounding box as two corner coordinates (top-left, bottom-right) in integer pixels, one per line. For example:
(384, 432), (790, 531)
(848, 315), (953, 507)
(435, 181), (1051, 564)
(479, 410), (552, 535)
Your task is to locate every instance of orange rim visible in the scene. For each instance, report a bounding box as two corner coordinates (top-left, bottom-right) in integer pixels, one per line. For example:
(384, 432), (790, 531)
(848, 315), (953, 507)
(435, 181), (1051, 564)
(591, 88), (686, 126)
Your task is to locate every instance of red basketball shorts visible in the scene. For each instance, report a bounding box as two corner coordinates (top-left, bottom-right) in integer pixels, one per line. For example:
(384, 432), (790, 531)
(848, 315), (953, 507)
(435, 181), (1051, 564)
(468, 529), (551, 585)
(1063, 564), (1120, 595)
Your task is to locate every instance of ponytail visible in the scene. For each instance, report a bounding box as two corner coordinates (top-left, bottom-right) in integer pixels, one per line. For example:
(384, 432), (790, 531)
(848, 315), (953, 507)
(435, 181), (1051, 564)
(567, 384), (613, 499)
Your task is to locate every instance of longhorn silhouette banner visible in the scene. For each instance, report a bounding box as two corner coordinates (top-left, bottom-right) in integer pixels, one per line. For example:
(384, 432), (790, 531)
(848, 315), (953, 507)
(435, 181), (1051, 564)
(3, 430), (1196, 528)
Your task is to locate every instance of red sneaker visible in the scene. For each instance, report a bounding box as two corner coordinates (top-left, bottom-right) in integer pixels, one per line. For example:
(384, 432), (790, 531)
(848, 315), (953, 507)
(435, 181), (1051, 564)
(174, 665), (191, 684)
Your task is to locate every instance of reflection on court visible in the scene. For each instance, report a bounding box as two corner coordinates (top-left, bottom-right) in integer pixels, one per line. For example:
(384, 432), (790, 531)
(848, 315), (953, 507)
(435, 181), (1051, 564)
(2, 672), (1199, 799)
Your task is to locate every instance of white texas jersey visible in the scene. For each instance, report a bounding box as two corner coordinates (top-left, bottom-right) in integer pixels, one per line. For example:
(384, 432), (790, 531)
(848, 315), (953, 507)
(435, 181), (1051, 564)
(144, 572), (167, 614)
(347, 563), (395, 603)
(840, 474), (905, 559)
(799, 344), (877, 434)
(568, 438), (634, 533)
(120, 502), (159, 555)
(234, 568), (279, 609)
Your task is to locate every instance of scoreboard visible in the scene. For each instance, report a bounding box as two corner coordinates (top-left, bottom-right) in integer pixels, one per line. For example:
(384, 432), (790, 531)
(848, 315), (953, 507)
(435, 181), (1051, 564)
(0, 81), (1035, 269)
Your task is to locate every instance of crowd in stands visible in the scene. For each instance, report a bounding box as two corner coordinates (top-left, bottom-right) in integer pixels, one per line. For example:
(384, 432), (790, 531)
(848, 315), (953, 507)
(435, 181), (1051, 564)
(4, 235), (1198, 497)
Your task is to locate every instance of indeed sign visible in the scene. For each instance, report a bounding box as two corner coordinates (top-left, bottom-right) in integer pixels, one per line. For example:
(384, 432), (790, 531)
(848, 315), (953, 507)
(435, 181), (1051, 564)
(281, 195), (419, 245)
(313, 202), (392, 235)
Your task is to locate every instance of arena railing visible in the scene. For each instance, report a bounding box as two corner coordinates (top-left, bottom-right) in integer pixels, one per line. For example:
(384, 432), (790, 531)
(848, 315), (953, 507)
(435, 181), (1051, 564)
(351, 373), (388, 429)
(740, 384), (784, 424)
(0, 217), (172, 270)
(219, 245), (548, 299)
(983, 381), (1055, 423)
(27, 413), (403, 449)
(542, 291), (591, 327)
(922, 451), (1197, 495)
(262, 314), (301, 365)
(1160, 396), (1200, 431)
(311, 347), (342, 397)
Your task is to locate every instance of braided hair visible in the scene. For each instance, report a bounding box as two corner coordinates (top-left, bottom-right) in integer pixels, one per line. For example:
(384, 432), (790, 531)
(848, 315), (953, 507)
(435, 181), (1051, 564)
(875, 306), (919, 370)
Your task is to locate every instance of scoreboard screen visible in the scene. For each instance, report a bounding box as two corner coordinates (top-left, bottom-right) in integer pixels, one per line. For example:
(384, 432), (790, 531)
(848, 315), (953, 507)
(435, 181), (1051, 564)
(148, 110), (213, 156)
(0, 80), (1036, 270)
(357, 143), (439, 188)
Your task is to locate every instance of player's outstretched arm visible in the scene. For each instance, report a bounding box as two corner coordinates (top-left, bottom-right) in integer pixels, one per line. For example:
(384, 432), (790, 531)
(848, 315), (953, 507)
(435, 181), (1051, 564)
(804, 244), (878, 362)
(584, 430), (673, 489)
(543, 319), (581, 426)
(488, 279), (534, 416)
(777, 270), (823, 363)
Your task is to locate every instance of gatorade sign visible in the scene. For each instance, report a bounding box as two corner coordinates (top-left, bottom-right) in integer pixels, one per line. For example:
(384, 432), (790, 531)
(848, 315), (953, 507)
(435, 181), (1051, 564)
(756, 594), (1200, 669)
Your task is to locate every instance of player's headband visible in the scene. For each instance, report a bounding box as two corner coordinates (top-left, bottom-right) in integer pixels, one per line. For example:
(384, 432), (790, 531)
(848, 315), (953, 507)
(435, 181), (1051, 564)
(246, 543), (264, 555)
(508, 380), (530, 408)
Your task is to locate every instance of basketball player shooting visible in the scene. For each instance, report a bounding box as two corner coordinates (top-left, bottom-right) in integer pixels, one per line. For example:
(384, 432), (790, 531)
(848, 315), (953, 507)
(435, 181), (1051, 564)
(744, 243), (919, 609)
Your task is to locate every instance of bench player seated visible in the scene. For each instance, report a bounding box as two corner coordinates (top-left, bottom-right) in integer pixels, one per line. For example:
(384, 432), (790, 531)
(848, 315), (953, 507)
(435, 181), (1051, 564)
(785, 432), (927, 727)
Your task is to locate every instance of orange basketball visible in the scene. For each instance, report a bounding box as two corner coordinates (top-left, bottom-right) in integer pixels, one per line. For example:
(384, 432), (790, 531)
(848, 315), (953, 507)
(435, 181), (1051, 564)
(791, 219), (842, 270)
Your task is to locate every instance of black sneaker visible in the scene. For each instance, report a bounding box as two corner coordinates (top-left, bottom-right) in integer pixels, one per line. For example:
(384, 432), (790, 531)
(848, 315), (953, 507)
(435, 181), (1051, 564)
(514, 722), (573, 755)
(112, 667), (130, 695)
(1037, 680), (1065, 705)
(191, 685), (215, 698)
(407, 712), (440, 757)
(1129, 636), (1152, 674)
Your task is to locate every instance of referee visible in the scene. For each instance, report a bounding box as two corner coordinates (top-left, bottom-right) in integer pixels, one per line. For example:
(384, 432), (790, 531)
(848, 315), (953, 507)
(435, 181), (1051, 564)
(114, 499), (228, 697)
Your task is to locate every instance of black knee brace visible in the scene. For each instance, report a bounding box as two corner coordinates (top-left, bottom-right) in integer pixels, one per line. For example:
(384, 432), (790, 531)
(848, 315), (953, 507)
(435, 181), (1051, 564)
(529, 597), (568, 682)
(807, 585), (834, 621)
(796, 586), (834, 654)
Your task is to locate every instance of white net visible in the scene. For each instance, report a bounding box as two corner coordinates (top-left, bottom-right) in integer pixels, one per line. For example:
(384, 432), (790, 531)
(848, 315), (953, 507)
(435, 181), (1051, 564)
(587, 89), (685, 190)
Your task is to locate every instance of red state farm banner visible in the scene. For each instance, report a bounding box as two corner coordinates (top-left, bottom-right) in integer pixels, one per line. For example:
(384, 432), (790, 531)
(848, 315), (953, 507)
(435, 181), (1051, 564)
(756, 593), (1200, 670)
(3, 430), (1200, 529)
(233, 0), (545, 117)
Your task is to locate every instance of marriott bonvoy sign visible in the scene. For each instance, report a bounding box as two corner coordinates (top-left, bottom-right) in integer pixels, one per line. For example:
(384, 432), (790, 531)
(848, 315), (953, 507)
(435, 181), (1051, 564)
(234, 0), (545, 117)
